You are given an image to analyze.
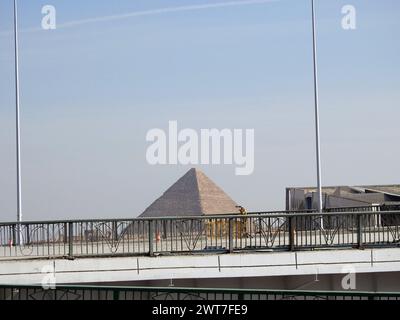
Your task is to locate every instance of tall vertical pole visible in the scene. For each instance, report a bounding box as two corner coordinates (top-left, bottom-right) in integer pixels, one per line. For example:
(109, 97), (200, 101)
(311, 0), (323, 215)
(14, 0), (22, 230)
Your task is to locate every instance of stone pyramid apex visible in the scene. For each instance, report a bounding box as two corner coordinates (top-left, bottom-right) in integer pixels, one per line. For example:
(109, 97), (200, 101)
(139, 168), (238, 217)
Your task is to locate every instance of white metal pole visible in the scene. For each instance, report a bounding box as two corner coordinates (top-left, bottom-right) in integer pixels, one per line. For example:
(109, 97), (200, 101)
(311, 0), (323, 215)
(14, 0), (22, 237)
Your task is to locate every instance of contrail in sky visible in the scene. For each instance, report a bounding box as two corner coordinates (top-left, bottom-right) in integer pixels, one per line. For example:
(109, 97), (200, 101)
(0, 0), (279, 36)
(59, 0), (279, 28)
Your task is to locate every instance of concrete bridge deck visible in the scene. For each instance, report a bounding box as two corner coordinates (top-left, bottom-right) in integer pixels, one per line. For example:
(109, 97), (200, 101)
(1, 247), (400, 286)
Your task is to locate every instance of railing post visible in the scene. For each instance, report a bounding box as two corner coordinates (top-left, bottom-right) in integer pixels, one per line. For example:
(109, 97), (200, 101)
(64, 222), (68, 244)
(11, 225), (16, 247)
(25, 224), (30, 245)
(357, 214), (363, 249)
(113, 221), (118, 241)
(228, 218), (233, 253)
(289, 216), (295, 251)
(68, 222), (74, 259)
(149, 220), (154, 256)
(113, 289), (120, 300)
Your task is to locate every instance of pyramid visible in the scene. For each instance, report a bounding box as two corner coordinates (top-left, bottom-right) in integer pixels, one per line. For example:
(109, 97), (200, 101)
(139, 168), (238, 217)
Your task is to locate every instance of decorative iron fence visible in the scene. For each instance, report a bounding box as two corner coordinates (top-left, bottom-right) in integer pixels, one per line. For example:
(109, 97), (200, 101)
(0, 284), (399, 300)
(0, 209), (399, 259)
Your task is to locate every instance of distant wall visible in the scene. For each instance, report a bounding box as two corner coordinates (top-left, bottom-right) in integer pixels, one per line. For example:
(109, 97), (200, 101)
(286, 188), (369, 211)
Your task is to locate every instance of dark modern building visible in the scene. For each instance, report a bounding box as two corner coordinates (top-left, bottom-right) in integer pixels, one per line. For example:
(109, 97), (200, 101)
(286, 185), (400, 211)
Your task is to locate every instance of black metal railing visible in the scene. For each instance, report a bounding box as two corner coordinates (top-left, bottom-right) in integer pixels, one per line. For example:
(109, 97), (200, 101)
(0, 284), (399, 300)
(1, 208), (399, 259)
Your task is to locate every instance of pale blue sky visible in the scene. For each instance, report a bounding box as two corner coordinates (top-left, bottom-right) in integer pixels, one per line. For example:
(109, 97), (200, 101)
(0, 0), (399, 221)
